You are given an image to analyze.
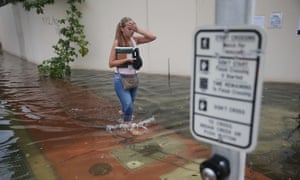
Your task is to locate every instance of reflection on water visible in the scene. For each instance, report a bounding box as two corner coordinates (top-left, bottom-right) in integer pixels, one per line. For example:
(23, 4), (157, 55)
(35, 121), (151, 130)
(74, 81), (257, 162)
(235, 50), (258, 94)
(0, 52), (299, 179)
(0, 103), (34, 180)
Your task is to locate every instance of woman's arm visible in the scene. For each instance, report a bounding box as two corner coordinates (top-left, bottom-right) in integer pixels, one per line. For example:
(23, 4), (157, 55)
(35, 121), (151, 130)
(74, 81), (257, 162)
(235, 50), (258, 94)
(108, 40), (135, 68)
(129, 22), (156, 45)
(134, 28), (156, 45)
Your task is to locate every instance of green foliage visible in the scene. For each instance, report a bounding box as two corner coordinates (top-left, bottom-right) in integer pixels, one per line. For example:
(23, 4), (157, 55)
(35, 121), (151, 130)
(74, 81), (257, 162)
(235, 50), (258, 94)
(22, 0), (89, 78)
(0, 0), (28, 7)
(23, 0), (55, 14)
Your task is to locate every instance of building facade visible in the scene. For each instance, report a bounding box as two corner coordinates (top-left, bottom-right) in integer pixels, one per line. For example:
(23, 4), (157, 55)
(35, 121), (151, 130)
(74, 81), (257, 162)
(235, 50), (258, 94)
(0, 0), (299, 82)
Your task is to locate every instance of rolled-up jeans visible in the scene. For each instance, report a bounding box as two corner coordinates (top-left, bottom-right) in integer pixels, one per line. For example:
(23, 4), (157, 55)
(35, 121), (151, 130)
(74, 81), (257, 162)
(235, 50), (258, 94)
(114, 73), (139, 122)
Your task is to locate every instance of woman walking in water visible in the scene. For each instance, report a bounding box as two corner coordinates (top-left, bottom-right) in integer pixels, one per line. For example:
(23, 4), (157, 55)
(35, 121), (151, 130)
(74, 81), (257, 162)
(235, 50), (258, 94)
(109, 17), (156, 124)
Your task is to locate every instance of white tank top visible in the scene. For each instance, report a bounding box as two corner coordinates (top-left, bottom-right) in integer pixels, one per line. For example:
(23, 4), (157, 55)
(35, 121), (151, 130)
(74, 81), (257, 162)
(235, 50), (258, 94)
(114, 38), (138, 75)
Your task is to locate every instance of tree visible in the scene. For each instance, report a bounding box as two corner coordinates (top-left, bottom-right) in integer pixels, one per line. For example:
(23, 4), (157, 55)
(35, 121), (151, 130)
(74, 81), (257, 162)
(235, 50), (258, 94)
(37, 0), (89, 78)
(0, 0), (22, 7)
(0, 0), (54, 14)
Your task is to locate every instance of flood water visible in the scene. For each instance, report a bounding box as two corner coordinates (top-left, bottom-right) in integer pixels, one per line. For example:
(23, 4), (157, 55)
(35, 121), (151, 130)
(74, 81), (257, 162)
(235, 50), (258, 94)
(0, 52), (299, 179)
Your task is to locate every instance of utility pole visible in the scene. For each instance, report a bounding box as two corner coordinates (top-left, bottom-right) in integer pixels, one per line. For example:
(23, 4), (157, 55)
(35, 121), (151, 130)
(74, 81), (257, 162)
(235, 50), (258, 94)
(214, 1), (255, 179)
(191, 0), (266, 179)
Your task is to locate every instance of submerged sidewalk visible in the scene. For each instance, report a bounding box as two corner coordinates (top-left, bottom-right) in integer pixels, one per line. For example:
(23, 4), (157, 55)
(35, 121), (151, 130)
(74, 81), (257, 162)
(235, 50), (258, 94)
(0, 52), (275, 179)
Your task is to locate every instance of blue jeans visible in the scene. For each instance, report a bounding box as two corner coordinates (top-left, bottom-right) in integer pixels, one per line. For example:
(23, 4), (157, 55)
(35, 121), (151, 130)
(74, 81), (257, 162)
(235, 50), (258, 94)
(114, 73), (139, 122)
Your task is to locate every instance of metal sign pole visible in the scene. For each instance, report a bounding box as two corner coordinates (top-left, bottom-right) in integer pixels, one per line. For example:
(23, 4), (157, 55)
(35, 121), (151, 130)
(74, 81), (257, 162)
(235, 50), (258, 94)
(215, 0), (255, 26)
(213, 0), (255, 180)
(191, 0), (265, 179)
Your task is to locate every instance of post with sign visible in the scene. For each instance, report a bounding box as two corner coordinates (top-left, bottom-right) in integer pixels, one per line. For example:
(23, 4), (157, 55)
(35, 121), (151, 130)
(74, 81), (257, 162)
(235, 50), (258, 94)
(190, 26), (266, 179)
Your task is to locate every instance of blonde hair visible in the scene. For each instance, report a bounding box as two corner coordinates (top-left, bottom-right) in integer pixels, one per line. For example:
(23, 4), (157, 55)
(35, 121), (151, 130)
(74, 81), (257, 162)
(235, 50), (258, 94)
(115, 17), (133, 47)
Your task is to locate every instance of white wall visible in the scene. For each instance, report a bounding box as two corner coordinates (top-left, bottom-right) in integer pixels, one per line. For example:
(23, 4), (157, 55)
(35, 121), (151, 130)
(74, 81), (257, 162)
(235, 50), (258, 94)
(0, 0), (299, 83)
(0, 2), (66, 61)
(0, 4), (22, 57)
(146, 0), (198, 75)
(255, 0), (300, 82)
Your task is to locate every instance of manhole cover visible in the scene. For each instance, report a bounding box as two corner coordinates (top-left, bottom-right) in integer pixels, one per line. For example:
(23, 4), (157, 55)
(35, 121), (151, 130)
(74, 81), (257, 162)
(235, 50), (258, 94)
(89, 163), (112, 176)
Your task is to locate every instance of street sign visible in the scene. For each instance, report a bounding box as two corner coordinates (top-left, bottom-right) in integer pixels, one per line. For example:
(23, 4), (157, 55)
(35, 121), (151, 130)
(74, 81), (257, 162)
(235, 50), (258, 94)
(190, 26), (266, 152)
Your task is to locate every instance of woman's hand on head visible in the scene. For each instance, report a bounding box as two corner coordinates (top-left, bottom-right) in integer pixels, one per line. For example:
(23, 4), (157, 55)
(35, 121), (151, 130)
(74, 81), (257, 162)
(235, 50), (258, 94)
(128, 21), (138, 32)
